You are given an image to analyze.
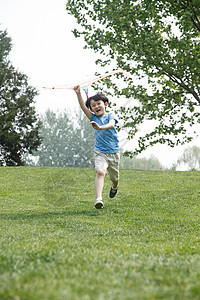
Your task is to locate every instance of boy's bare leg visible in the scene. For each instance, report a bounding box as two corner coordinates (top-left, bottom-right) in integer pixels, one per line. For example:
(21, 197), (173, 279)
(95, 169), (106, 199)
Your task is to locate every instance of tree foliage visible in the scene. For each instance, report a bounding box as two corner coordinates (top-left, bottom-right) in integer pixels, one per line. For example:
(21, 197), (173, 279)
(120, 154), (164, 170)
(175, 145), (200, 170)
(27, 110), (95, 167)
(66, 0), (200, 155)
(0, 29), (42, 166)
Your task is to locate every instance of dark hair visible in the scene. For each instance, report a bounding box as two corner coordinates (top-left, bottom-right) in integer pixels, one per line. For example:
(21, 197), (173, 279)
(85, 92), (109, 109)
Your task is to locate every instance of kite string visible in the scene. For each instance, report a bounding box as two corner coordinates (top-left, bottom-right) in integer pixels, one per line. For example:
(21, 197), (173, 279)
(42, 68), (129, 90)
(79, 68), (129, 88)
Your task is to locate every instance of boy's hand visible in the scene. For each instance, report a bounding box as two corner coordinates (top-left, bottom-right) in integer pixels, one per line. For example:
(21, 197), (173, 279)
(90, 121), (102, 130)
(73, 85), (81, 94)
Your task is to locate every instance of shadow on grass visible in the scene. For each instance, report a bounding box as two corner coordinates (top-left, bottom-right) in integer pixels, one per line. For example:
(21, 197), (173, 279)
(0, 208), (108, 221)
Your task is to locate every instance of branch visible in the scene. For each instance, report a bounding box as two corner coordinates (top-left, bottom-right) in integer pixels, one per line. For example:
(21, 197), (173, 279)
(190, 0), (200, 32)
(163, 71), (200, 103)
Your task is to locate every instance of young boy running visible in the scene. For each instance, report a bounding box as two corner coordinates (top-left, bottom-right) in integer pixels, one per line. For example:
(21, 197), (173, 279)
(73, 85), (120, 209)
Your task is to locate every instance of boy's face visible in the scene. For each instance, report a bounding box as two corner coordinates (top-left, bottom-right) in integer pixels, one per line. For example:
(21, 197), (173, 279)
(90, 99), (108, 116)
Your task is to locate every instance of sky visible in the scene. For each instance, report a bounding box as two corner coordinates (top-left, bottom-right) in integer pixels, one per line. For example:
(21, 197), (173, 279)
(1, 0), (199, 169)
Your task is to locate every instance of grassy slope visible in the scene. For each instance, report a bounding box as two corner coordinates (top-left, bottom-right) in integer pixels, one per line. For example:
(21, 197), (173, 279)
(0, 167), (200, 300)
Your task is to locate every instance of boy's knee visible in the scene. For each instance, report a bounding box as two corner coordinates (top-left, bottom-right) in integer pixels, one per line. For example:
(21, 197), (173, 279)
(96, 169), (106, 177)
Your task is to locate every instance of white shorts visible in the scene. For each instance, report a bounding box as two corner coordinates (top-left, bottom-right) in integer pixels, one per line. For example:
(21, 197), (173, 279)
(94, 151), (120, 182)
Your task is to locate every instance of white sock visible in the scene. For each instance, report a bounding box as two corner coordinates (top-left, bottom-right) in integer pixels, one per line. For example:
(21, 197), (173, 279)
(96, 196), (102, 201)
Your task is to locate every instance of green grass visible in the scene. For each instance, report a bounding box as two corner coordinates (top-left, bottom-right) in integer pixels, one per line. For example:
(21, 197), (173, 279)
(0, 167), (200, 300)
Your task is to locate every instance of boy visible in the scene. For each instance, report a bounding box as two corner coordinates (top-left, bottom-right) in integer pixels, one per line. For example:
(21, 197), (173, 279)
(73, 85), (120, 209)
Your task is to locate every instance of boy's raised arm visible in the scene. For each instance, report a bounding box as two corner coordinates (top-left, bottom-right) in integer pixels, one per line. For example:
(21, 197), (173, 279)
(73, 85), (92, 120)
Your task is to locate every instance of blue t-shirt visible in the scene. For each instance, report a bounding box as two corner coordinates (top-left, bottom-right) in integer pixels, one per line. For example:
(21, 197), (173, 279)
(91, 112), (119, 153)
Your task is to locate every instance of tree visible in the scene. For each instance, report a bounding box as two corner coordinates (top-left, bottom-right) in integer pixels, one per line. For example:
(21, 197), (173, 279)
(0, 29), (42, 166)
(27, 109), (95, 167)
(175, 145), (200, 170)
(120, 154), (164, 170)
(66, 0), (200, 155)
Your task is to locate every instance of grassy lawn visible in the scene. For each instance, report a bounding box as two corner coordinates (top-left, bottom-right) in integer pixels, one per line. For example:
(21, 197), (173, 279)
(0, 167), (200, 300)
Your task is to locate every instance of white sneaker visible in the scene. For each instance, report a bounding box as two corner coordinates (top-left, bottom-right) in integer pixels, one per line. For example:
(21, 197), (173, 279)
(94, 198), (103, 209)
